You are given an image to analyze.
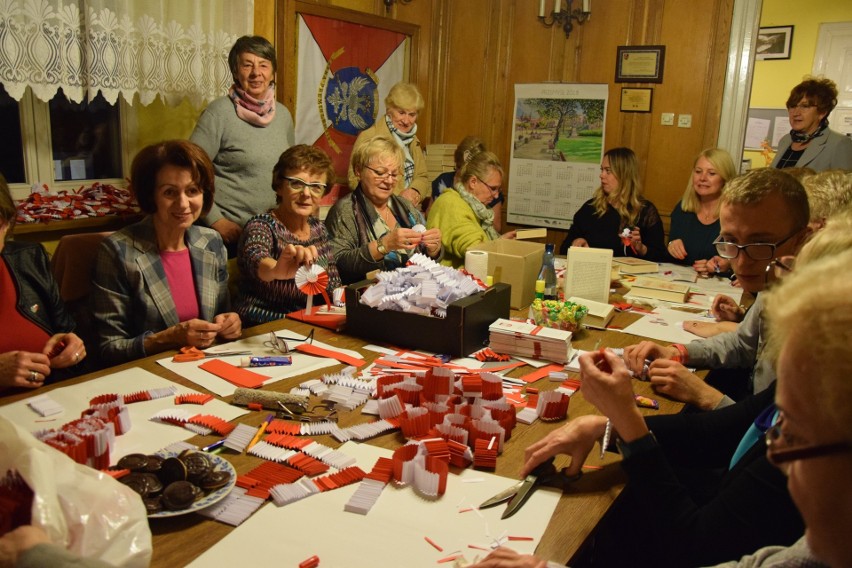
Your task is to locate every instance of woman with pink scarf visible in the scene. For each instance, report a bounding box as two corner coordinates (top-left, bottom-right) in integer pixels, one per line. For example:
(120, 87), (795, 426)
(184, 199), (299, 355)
(191, 36), (295, 254)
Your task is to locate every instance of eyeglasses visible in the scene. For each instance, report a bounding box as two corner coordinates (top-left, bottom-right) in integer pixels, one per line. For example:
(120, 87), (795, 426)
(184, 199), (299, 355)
(765, 412), (852, 474)
(786, 102), (816, 111)
(476, 177), (502, 194)
(364, 166), (400, 181)
(712, 229), (801, 261)
(284, 177), (327, 196)
(263, 329), (314, 354)
(771, 255), (796, 278)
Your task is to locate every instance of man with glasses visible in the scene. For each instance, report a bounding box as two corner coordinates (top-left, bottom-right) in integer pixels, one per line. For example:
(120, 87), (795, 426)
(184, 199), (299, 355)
(624, 168), (810, 410)
(473, 210), (852, 568)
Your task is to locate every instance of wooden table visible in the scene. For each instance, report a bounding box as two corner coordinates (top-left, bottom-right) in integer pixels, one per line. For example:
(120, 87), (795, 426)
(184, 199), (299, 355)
(1, 309), (682, 567)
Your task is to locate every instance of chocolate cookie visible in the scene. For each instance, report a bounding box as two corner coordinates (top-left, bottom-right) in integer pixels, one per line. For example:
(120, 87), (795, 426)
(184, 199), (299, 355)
(199, 470), (231, 491)
(117, 453), (150, 472)
(162, 481), (200, 511)
(143, 454), (164, 473)
(143, 496), (163, 514)
(120, 473), (151, 497)
(180, 452), (212, 482)
(159, 457), (187, 486)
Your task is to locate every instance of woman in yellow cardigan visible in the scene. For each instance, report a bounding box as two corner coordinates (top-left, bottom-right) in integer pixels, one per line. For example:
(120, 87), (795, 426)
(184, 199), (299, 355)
(426, 150), (515, 267)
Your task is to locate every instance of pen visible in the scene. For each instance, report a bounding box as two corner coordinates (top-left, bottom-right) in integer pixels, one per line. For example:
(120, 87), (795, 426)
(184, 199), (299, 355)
(202, 439), (225, 452)
(246, 413), (274, 452)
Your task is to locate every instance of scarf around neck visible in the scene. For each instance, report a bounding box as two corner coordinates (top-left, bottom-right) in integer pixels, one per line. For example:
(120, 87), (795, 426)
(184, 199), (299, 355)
(455, 184), (501, 241)
(229, 84), (276, 127)
(385, 115), (417, 186)
(790, 118), (829, 144)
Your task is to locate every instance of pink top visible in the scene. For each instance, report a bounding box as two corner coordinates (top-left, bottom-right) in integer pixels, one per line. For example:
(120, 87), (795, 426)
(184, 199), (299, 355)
(160, 249), (199, 322)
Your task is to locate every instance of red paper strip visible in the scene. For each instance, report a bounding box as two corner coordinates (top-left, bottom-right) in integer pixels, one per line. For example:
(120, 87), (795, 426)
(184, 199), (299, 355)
(519, 364), (564, 384)
(295, 343), (366, 367)
(199, 359), (267, 388)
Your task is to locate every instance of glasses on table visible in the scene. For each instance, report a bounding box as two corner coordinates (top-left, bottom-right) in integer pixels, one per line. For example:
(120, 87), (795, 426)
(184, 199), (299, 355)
(712, 229), (801, 261)
(284, 177), (327, 196)
(264, 329), (314, 354)
(765, 412), (852, 475)
(364, 166), (400, 181)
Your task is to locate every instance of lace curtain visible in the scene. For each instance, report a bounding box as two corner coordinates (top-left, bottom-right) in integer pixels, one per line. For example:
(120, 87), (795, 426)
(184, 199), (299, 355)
(0, 0), (253, 106)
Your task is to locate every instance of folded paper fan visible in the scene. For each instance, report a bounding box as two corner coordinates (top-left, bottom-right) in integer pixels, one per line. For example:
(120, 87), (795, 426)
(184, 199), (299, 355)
(295, 264), (331, 315)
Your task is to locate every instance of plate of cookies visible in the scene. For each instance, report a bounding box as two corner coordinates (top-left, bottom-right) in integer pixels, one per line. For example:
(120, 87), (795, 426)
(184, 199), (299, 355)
(115, 450), (236, 518)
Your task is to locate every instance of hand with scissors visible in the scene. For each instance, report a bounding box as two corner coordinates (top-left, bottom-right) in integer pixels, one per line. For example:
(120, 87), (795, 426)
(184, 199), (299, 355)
(468, 547), (549, 568)
(479, 455), (582, 519)
(522, 351), (648, 479)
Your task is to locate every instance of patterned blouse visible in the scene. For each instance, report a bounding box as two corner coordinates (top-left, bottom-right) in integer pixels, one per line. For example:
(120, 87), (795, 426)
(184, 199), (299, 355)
(236, 214), (341, 327)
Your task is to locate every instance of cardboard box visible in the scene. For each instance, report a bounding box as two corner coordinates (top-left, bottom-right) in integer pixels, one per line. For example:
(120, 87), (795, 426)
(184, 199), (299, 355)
(468, 240), (545, 308)
(345, 282), (511, 357)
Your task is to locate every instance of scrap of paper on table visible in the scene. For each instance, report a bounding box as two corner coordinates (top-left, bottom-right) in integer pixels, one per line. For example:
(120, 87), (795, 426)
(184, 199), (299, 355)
(0, 368), (246, 459)
(620, 307), (711, 344)
(157, 333), (364, 397)
(187, 442), (559, 568)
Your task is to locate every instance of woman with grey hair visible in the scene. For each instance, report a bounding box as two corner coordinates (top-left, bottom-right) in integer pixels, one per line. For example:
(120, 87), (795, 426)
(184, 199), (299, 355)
(191, 35), (295, 252)
(347, 82), (429, 208)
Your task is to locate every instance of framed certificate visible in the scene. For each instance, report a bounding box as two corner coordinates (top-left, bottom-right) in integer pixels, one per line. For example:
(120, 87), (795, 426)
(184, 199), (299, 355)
(620, 88), (653, 113)
(615, 45), (666, 83)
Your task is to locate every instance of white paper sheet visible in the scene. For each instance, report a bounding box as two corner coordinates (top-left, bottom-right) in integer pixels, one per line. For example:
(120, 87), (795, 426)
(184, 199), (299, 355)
(620, 307), (712, 344)
(0, 369), (247, 461)
(188, 442), (561, 567)
(157, 333), (364, 396)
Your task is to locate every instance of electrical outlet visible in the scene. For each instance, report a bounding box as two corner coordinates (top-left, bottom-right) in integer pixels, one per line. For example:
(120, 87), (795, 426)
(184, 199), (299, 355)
(678, 114), (692, 128)
(660, 113), (674, 126)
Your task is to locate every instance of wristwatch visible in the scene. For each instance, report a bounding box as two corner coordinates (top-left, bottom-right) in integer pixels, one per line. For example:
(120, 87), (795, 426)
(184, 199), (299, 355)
(376, 237), (388, 255)
(615, 431), (658, 460)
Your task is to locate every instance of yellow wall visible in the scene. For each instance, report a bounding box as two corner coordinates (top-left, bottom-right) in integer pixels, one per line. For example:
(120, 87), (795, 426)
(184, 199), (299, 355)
(135, 97), (203, 150)
(744, 0), (852, 167)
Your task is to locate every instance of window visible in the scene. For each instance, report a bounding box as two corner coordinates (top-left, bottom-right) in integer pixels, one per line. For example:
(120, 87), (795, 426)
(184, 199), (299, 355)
(4, 86), (134, 200)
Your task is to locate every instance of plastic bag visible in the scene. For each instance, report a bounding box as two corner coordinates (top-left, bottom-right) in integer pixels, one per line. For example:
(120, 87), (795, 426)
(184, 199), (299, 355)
(0, 417), (152, 567)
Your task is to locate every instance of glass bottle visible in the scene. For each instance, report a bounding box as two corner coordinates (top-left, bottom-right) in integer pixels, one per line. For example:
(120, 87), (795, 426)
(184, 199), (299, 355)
(538, 243), (557, 300)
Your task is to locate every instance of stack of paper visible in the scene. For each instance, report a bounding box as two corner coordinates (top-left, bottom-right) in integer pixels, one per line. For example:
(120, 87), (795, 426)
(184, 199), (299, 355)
(629, 277), (691, 303)
(425, 143), (456, 181)
(613, 257), (659, 274)
(567, 296), (615, 328)
(488, 319), (574, 364)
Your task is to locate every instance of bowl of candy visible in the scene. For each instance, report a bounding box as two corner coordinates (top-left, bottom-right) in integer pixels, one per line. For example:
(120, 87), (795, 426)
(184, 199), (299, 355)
(529, 298), (589, 332)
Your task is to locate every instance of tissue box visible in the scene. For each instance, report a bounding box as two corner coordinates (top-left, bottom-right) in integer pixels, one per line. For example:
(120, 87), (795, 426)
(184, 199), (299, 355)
(344, 281), (511, 357)
(468, 240), (545, 308)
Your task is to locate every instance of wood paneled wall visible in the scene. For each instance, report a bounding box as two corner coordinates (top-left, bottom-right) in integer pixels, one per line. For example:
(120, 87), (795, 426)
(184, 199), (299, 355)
(268, 0), (734, 245)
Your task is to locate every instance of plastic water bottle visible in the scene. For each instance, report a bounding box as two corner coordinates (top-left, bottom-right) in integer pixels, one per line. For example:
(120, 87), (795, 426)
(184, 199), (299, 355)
(538, 243), (557, 300)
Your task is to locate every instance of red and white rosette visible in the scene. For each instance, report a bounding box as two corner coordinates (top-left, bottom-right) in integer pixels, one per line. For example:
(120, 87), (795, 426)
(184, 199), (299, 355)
(295, 264), (331, 315)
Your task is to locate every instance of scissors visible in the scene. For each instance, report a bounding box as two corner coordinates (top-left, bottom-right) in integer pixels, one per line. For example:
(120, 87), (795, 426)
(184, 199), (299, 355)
(479, 457), (582, 519)
(172, 346), (251, 362)
(263, 329), (314, 354)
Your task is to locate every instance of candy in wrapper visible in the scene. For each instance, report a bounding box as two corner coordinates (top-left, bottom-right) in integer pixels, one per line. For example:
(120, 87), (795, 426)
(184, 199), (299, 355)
(634, 394), (659, 409)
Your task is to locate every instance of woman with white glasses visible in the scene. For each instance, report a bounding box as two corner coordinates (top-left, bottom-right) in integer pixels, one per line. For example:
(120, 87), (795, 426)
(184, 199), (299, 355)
(236, 145), (341, 327)
(327, 135), (442, 284)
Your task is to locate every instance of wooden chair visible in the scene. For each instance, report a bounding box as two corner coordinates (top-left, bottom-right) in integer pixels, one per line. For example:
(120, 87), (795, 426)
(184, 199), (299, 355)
(50, 232), (111, 369)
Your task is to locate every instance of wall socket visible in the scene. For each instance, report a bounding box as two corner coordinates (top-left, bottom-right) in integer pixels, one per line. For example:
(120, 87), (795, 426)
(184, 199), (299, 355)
(678, 114), (693, 128)
(660, 112), (675, 126)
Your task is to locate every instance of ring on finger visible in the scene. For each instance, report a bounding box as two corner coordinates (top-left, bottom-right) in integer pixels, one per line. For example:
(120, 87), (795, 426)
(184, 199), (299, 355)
(28, 371), (39, 383)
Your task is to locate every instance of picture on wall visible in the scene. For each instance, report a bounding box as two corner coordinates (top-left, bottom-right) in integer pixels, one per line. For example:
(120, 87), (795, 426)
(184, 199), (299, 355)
(291, 3), (418, 184)
(756, 26), (794, 60)
(507, 83), (608, 229)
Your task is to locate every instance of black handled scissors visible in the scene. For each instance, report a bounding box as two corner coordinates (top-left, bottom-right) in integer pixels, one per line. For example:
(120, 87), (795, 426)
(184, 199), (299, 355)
(479, 457), (582, 519)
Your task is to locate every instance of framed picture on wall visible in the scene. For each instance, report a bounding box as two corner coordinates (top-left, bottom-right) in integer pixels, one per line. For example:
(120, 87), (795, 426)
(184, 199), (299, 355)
(615, 45), (666, 83)
(279, 1), (420, 187)
(756, 26), (794, 60)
